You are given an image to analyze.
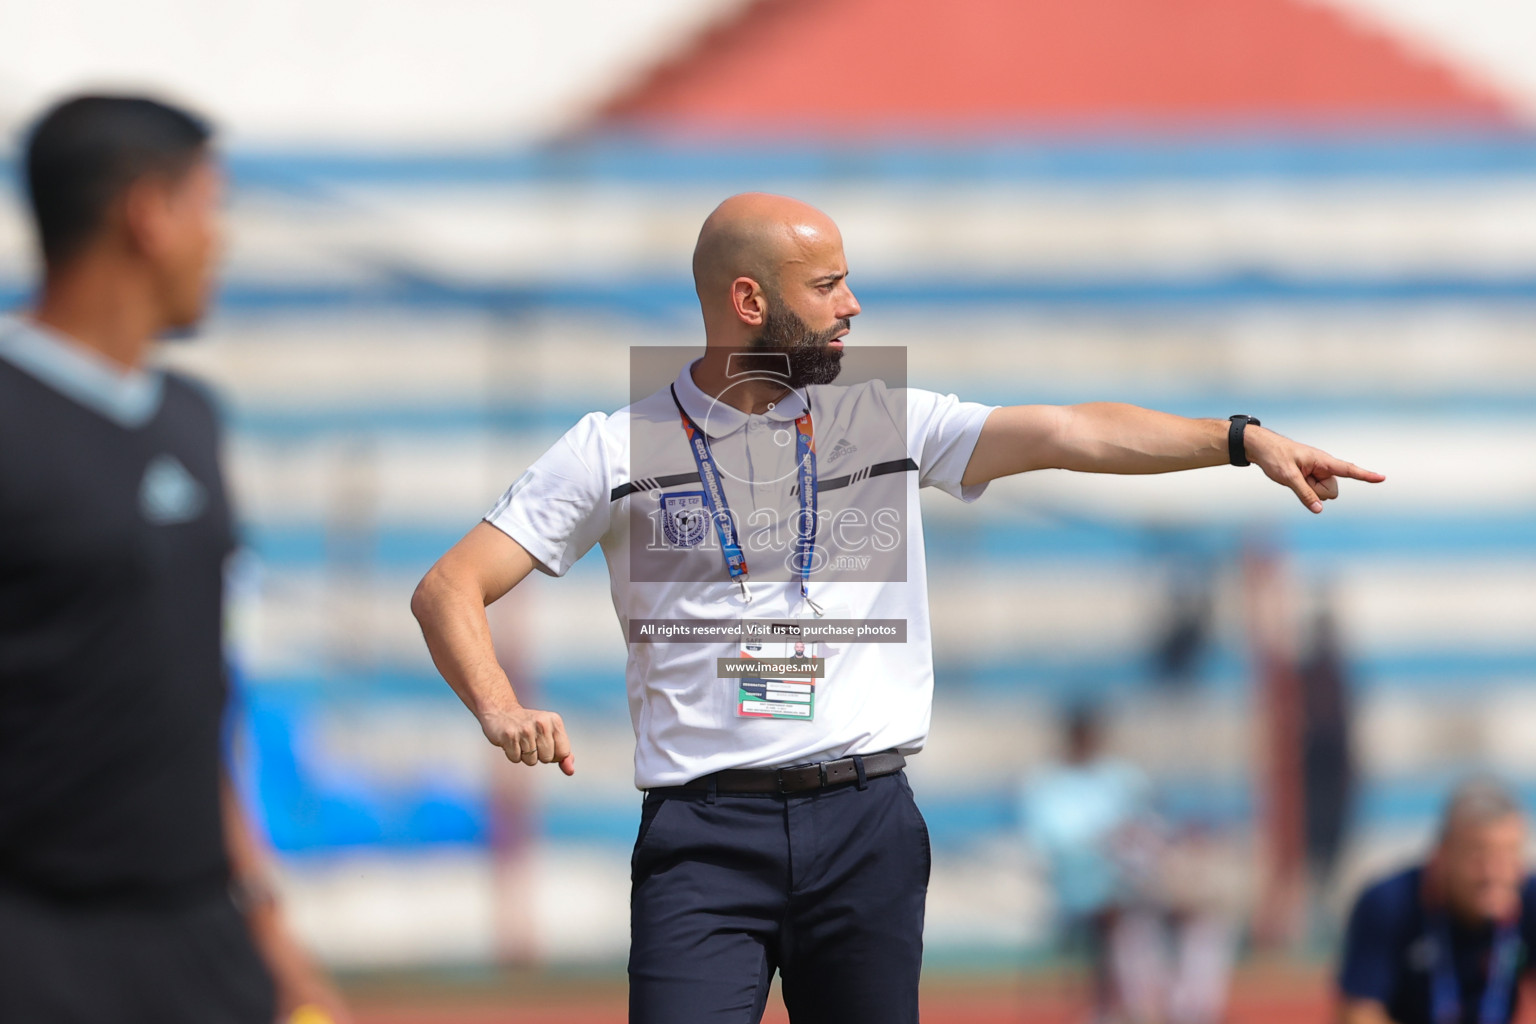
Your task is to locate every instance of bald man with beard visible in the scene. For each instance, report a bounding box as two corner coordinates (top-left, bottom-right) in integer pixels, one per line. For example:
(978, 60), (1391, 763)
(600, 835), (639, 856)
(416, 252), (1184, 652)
(412, 193), (1384, 1023)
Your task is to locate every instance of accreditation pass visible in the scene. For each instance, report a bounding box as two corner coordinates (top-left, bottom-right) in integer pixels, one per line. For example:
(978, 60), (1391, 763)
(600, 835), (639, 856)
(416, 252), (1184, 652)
(734, 627), (821, 720)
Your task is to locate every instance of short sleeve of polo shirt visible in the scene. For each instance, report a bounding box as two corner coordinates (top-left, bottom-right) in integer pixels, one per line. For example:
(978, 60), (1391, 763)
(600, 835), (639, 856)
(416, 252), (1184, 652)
(1338, 873), (1411, 1002)
(900, 388), (996, 502)
(484, 412), (612, 577)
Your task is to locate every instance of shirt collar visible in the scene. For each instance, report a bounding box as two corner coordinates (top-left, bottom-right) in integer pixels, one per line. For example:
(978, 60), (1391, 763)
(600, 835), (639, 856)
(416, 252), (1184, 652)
(672, 358), (810, 440)
(0, 314), (164, 428)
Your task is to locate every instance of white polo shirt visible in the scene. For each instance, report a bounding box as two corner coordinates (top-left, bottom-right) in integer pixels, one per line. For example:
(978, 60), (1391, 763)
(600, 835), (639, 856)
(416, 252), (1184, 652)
(485, 359), (995, 789)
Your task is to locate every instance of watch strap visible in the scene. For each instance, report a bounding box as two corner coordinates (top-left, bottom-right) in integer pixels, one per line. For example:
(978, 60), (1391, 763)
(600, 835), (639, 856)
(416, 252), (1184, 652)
(1228, 414), (1260, 467)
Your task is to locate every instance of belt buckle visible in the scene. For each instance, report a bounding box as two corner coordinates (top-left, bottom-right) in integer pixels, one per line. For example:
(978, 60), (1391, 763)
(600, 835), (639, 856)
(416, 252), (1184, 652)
(776, 763), (827, 794)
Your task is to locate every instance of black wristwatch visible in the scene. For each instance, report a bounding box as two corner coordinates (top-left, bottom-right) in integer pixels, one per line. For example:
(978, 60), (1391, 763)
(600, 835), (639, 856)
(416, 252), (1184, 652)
(1228, 415), (1260, 467)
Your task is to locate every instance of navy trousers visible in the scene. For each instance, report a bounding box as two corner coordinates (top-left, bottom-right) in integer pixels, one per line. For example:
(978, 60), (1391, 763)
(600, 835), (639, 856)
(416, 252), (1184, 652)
(629, 769), (931, 1024)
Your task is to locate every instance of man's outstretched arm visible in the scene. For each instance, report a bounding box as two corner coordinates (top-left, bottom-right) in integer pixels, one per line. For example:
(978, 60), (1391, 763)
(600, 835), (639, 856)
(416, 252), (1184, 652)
(961, 403), (1385, 513)
(411, 522), (575, 774)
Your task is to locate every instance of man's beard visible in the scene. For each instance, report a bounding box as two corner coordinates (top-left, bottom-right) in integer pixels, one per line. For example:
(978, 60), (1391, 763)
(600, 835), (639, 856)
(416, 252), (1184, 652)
(751, 305), (848, 387)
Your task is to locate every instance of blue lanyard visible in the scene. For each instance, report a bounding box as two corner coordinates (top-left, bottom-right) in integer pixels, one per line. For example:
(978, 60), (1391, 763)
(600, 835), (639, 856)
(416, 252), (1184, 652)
(791, 405), (819, 608)
(1430, 915), (1522, 1024)
(670, 385), (819, 608)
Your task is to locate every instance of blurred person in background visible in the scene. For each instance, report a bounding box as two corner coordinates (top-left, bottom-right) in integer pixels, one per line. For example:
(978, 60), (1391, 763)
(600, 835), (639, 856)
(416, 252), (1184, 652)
(1023, 702), (1151, 1020)
(1302, 601), (1356, 902)
(1337, 778), (1536, 1024)
(1023, 703), (1237, 1024)
(0, 95), (348, 1024)
(1149, 556), (1216, 690)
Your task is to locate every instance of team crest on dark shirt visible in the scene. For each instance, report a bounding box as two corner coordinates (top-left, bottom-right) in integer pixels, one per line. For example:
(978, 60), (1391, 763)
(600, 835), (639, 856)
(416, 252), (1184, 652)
(139, 454), (207, 525)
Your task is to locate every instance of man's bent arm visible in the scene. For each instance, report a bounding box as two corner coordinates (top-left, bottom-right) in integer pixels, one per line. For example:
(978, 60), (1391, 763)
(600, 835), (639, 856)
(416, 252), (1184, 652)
(411, 522), (575, 774)
(962, 403), (1385, 513)
(1336, 997), (1397, 1024)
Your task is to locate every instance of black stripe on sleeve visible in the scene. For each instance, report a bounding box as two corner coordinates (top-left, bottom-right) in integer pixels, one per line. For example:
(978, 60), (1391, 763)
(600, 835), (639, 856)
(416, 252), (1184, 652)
(611, 471), (704, 502)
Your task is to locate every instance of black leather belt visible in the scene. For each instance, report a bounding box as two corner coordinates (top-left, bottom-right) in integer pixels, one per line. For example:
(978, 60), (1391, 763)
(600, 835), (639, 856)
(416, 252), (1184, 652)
(668, 750), (906, 795)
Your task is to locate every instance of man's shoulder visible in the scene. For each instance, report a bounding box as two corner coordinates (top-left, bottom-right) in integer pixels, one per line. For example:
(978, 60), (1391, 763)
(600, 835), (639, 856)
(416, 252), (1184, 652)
(0, 340), (54, 404)
(1352, 864), (1424, 925)
(809, 378), (986, 425)
(807, 377), (891, 405)
(617, 382), (676, 421)
(541, 392), (656, 465)
(0, 347), (34, 402)
(597, 382), (688, 441)
(806, 378), (900, 428)
(1519, 874), (1536, 926)
(158, 369), (222, 421)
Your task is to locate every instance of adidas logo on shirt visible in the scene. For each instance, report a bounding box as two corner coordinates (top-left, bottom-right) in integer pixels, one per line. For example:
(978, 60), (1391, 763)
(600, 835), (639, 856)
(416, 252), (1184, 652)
(825, 438), (858, 465)
(139, 454), (207, 525)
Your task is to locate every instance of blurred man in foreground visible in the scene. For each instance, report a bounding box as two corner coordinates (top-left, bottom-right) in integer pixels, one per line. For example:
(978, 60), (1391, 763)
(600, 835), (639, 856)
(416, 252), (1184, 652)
(0, 94), (346, 1023)
(1338, 779), (1536, 1024)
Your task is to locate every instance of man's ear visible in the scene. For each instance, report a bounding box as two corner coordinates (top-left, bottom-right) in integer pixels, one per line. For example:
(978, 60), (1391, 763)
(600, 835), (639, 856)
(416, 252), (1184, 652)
(120, 176), (172, 259)
(730, 277), (768, 327)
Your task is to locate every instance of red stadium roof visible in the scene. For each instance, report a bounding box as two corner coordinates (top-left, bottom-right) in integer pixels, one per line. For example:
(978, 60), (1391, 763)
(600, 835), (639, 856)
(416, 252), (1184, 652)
(591, 0), (1514, 136)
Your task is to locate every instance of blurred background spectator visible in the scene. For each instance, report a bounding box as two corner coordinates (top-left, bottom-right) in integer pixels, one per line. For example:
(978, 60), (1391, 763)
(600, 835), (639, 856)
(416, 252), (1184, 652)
(1022, 703), (1152, 994)
(1302, 601), (1358, 922)
(1023, 703), (1241, 1024)
(1337, 777), (1535, 1024)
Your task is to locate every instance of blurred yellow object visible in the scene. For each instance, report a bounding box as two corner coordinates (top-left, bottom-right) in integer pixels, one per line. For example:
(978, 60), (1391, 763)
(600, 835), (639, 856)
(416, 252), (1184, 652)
(288, 1006), (334, 1024)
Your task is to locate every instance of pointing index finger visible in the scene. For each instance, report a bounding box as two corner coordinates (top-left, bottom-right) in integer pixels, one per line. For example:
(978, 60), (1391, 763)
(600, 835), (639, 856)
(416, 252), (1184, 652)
(1328, 458), (1386, 483)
